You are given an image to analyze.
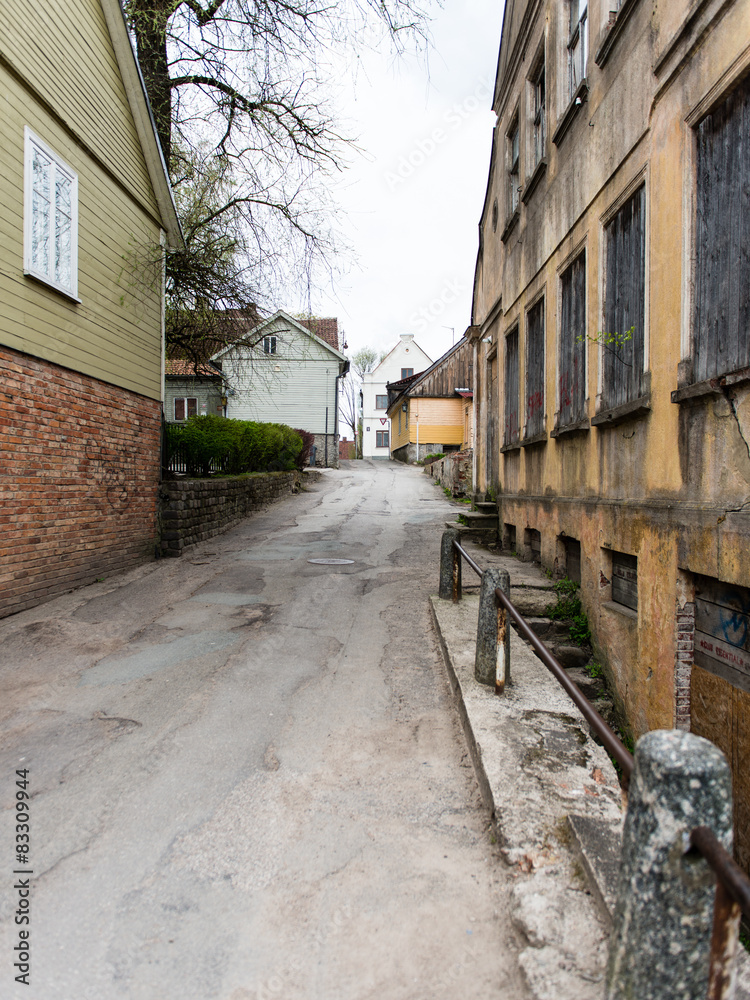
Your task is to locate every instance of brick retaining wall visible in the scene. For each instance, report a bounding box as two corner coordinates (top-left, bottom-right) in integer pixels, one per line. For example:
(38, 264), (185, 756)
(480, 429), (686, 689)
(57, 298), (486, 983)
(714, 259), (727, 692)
(160, 471), (303, 556)
(0, 346), (161, 619)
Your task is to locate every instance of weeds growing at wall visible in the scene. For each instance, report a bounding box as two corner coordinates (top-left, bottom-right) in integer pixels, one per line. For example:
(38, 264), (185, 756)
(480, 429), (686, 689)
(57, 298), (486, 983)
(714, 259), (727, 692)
(546, 578), (592, 646)
(165, 415), (303, 476)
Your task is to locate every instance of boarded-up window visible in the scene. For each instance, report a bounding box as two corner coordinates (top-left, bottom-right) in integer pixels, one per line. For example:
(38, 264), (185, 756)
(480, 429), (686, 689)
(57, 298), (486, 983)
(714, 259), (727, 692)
(603, 186), (646, 407)
(504, 326), (520, 445)
(526, 299), (545, 438)
(612, 551), (637, 610)
(694, 576), (750, 694)
(694, 78), (750, 382)
(559, 253), (586, 425)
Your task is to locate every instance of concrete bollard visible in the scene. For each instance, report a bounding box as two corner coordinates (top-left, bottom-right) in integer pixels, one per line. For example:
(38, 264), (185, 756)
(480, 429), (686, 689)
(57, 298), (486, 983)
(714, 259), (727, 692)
(605, 729), (734, 1000)
(475, 568), (511, 692)
(439, 529), (461, 602)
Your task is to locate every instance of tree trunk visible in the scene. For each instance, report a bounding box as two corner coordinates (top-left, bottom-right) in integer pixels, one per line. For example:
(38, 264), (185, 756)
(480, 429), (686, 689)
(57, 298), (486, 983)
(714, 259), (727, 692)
(131, 0), (173, 168)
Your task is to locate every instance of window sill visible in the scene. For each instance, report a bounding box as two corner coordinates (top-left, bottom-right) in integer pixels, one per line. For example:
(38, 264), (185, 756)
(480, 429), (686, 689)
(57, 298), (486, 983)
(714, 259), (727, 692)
(521, 431), (547, 448)
(24, 269), (81, 304)
(671, 366), (750, 404)
(552, 81), (588, 147)
(592, 392), (651, 427)
(602, 600), (638, 622)
(551, 416), (590, 438)
(521, 158), (547, 205)
(594, 0), (641, 69)
(500, 209), (520, 244)
(500, 440), (522, 454)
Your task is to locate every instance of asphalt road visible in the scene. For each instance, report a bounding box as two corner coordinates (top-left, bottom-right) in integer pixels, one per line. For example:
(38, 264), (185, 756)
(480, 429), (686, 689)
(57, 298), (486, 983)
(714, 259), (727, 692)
(0, 460), (530, 1000)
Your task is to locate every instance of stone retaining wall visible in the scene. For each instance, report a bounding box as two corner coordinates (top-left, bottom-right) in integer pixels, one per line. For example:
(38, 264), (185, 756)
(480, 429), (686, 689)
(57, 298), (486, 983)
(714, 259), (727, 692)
(160, 471), (303, 556)
(425, 449), (473, 497)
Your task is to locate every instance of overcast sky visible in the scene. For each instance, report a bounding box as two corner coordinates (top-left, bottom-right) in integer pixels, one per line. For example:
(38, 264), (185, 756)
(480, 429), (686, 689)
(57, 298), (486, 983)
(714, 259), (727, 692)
(307, 1), (504, 366)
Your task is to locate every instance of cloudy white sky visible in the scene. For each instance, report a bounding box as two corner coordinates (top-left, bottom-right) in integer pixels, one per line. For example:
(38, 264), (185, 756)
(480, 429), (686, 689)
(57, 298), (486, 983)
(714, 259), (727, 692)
(308, 1), (504, 366)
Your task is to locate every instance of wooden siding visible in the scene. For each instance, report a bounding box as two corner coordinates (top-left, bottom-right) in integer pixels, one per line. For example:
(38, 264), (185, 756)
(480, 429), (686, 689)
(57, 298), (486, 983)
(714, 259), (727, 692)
(0, 0), (159, 219)
(0, 71), (164, 400)
(603, 185), (646, 407)
(525, 298), (545, 438)
(504, 326), (520, 445)
(694, 75), (750, 382)
(559, 252), (586, 425)
(222, 322), (342, 433)
(409, 339), (473, 398)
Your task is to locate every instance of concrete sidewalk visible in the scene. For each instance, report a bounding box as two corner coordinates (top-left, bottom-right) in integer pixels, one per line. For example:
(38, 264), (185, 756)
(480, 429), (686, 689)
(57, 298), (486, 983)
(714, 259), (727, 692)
(429, 539), (750, 1000)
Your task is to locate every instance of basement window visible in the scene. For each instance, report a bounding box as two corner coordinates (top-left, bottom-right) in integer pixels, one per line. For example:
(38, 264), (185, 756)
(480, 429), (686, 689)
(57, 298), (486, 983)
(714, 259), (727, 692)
(612, 551), (637, 610)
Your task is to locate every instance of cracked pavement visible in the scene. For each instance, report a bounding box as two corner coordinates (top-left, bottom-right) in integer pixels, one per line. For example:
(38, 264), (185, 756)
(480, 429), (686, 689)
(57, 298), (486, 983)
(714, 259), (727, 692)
(0, 461), (532, 1000)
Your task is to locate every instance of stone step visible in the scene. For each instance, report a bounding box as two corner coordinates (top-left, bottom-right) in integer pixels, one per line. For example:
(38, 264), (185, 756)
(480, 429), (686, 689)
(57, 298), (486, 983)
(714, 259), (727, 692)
(455, 510), (499, 527)
(444, 521), (498, 539)
(522, 616), (570, 643)
(475, 501), (497, 514)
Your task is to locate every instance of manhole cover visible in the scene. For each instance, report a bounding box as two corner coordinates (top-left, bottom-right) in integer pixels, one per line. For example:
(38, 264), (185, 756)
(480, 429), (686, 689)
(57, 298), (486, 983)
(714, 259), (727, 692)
(307, 558), (355, 565)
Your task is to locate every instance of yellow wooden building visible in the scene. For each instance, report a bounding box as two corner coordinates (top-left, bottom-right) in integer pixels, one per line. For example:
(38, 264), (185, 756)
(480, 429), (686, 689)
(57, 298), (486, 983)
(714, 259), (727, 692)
(0, 0), (181, 617)
(386, 338), (474, 463)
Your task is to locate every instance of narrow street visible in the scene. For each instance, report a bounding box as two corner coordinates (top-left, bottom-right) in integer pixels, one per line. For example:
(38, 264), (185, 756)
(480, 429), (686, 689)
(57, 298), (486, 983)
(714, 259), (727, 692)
(0, 461), (530, 1000)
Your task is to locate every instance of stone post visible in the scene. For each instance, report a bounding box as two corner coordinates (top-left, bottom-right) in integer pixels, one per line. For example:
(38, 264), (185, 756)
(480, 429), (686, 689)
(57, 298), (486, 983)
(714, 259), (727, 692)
(606, 729), (734, 1000)
(439, 529), (461, 602)
(475, 568), (511, 692)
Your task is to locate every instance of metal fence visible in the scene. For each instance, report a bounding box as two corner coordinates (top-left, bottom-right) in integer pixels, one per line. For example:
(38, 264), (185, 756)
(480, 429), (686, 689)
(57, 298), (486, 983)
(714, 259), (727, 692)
(443, 531), (750, 1000)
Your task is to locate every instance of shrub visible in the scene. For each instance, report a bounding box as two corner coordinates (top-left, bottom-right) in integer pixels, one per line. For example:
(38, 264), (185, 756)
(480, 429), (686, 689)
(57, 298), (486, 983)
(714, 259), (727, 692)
(167, 416), (302, 476)
(292, 428), (315, 469)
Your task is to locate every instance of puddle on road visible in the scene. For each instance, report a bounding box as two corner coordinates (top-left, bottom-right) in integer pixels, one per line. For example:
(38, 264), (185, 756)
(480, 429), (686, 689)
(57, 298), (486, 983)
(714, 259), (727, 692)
(79, 631), (240, 686)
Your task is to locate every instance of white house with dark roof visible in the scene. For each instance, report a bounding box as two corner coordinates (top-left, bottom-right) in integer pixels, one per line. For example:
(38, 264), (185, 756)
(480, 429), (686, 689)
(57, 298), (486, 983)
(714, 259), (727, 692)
(361, 334), (431, 459)
(211, 310), (348, 467)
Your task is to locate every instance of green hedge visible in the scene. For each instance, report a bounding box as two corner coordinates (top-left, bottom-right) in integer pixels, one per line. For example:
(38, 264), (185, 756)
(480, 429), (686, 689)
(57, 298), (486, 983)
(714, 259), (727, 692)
(166, 415), (303, 476)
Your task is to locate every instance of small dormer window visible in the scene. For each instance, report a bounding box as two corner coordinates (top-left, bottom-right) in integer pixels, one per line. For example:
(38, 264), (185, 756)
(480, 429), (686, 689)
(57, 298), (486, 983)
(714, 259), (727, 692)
(263, 336), (277, 354)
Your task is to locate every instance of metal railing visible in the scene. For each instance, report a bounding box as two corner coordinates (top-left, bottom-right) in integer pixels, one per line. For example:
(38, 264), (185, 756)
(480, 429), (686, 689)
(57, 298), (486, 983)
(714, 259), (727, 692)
(448, 534), (750, 999)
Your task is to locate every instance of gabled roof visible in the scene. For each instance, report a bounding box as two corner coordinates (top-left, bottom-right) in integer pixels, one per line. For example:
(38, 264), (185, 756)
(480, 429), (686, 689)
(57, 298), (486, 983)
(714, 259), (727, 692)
(99, 0), (182, 248)
(297, 317), (340, 352)
(371, 335), (432, 377)
(386, 337), (473, 410)
(165, 360), (222, 378)
(210, 310), (347, 362)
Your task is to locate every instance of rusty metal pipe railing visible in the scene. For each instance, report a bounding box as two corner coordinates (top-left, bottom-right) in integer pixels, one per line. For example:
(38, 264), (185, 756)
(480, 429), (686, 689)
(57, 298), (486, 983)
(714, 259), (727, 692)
(452, 538), (634, 785)
(691, 826), (750, 920)
(449, 535), (750, 993)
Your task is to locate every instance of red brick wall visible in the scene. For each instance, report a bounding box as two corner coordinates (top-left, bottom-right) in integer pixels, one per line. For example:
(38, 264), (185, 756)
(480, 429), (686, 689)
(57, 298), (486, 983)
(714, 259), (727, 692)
(0, 347), (161, 618)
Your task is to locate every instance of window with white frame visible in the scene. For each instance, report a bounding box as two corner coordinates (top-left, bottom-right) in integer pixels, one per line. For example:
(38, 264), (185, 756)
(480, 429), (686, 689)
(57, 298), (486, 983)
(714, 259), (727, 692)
(174, 397), (197, 421)
(24, 129), (78, 298)
(568, 0), (588, 99)
(376, 430), (389, 448)
(532, 59), (546, 167)
(508, 116), (520, 214)
(263, 336), (277, 354)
